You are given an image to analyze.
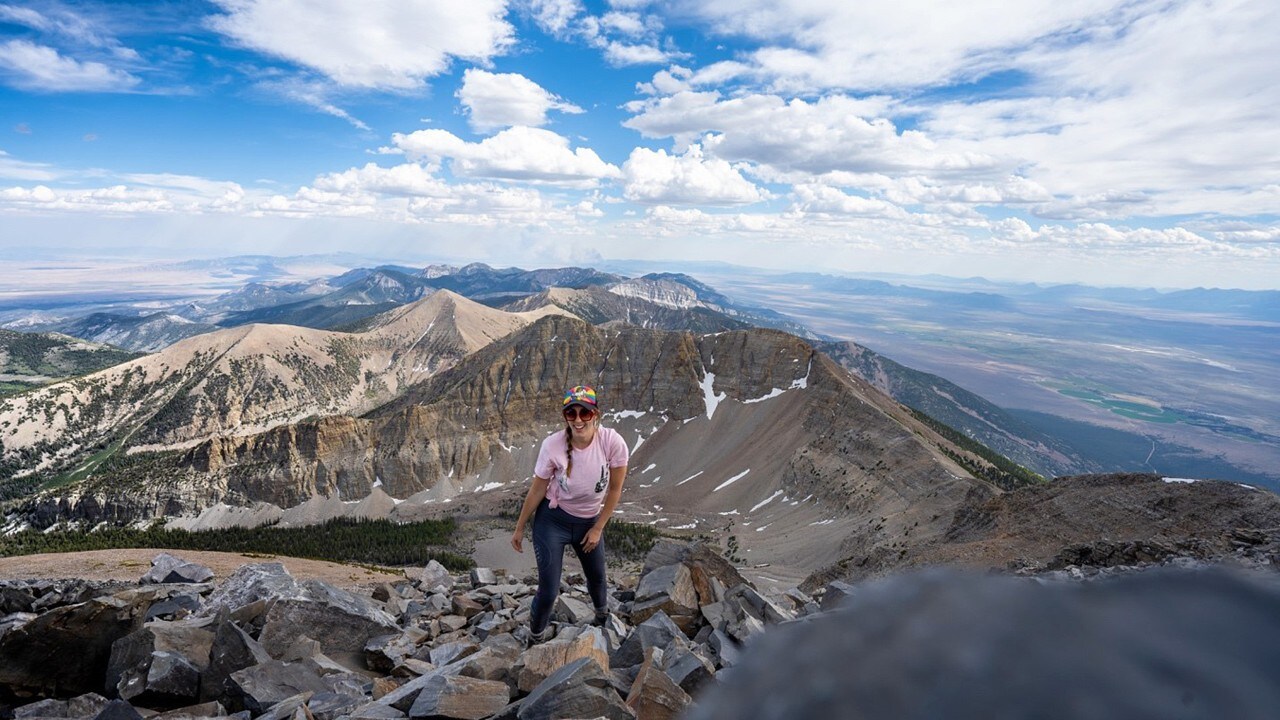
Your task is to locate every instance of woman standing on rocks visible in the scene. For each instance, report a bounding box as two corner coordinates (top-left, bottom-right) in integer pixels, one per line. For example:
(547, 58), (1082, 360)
(511, 385), (629, 641)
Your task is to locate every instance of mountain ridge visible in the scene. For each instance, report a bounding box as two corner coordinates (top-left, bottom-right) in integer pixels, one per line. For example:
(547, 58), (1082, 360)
(0, 290), (571, 483)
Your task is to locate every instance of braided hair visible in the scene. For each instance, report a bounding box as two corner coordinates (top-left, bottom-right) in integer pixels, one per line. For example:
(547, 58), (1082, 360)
(564, 425), (574, 479)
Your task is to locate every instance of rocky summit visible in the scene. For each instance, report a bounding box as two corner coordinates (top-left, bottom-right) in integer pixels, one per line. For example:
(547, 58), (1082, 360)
(6, 540), (1280, 720)
(0, 541), (807, 720)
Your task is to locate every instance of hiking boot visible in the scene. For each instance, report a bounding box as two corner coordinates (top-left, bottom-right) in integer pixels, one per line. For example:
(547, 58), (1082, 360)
(591, 609), (610, 627)
(521, 625), (554, 647)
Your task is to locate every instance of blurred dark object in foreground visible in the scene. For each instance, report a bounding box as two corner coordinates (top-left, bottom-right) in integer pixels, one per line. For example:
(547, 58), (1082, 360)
(684, 568), (1280, 720)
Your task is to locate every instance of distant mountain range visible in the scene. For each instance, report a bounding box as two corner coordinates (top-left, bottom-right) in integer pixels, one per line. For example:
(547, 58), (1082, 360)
(16, 263), (819, 352)
(44, 312), (218, 353)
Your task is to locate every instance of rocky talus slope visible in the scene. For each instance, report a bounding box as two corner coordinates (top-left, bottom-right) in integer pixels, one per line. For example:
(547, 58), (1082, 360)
(0, 541), (803, 720)
(6, 539), (1280, 720)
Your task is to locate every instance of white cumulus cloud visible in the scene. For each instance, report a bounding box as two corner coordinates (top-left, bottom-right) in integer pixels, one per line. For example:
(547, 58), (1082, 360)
(519, 0), (582, 35)
(790, 184), (907, 218)
(209, 0), (513, 90)
(660, 0), (1118, 91)
(457, 69), (583, 133)
(390, 126), (620, 186)
(626, 90), (995, 176)
(297, 162), (588, 226)
(623, 145), (769, 206)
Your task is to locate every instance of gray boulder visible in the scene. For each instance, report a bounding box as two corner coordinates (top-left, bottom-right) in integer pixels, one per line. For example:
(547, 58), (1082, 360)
(258, 579), (399, 661)
(612, 611), (682, 669)
(202, 564), (301, 616)
(413, 561), (455, 594)
(706, 629), (740, 670)
(200, 615), (272, 706)
(450, 594), (484, 619)
(469, 568), (499, 588)
(407, 674), (510, 719)
(0, 589), (155, 696)
(141, 554), (215, 585)
(13, 698), (68, 718)
(631, 564), (699, 629)
(144, 594), (204, 622)
(515, 627), (610, 693)
(308, 691), (368, 720)
(429, 640), (480, 667)
(347, 702), (408, 719)
(724, 584), (792, 625)
(151, 701), (226, 719)
(107, 621), (215, 704)
(642, 541), (748, 599)
(365, 633), (421, 673)
(626, 649), (692, 720)
(90, 699), (144, 720)
(69, 693), (112, 718)
(552, 595), (595, 625)
(375, 663), (469, 713)
(818, 579), (858, 611)
(659, 645), (715, 696)
(251, 691), (311, 720)
(226, 661), (329, 716)
(517, 657), (634, 720)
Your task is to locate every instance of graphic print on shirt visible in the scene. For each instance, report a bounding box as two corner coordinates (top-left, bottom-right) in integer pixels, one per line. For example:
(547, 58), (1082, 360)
(595, 465), (607, 493)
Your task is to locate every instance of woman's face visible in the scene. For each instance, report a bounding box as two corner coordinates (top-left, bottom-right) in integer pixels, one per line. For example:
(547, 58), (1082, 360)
(563, 405), (597, 439)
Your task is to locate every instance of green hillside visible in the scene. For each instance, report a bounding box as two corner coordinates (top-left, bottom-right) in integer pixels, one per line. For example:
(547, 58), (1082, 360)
(0, 329), (140, 397)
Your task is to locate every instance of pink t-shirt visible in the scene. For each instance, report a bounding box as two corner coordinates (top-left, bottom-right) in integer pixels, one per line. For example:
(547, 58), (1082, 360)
(535, 426), (630, 518)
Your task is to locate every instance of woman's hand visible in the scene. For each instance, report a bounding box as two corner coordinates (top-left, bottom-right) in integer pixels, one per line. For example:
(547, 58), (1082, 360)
(510, 526), (524, 553)
(583, 525), (604, 553)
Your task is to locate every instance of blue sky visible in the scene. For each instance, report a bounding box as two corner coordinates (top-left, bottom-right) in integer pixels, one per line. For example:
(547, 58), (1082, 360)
(1, 0), (1278, 289)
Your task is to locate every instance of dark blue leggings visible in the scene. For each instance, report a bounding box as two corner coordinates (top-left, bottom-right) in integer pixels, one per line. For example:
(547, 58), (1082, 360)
(530, 499), (608, 633)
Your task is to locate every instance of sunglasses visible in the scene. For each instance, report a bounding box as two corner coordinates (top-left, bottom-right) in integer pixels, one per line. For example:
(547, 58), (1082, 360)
(563, 407), (597, 421)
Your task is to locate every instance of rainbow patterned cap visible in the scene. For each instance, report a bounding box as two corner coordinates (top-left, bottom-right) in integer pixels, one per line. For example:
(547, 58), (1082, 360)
(562, 385), (598, 410)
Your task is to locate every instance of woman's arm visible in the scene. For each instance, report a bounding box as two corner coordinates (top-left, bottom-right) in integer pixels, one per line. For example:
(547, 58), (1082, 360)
(583, 465), (627, 553)
(510, 475), (550, 553)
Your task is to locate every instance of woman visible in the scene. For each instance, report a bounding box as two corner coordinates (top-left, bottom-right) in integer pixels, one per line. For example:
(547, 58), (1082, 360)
(511, 385), (629, 642)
